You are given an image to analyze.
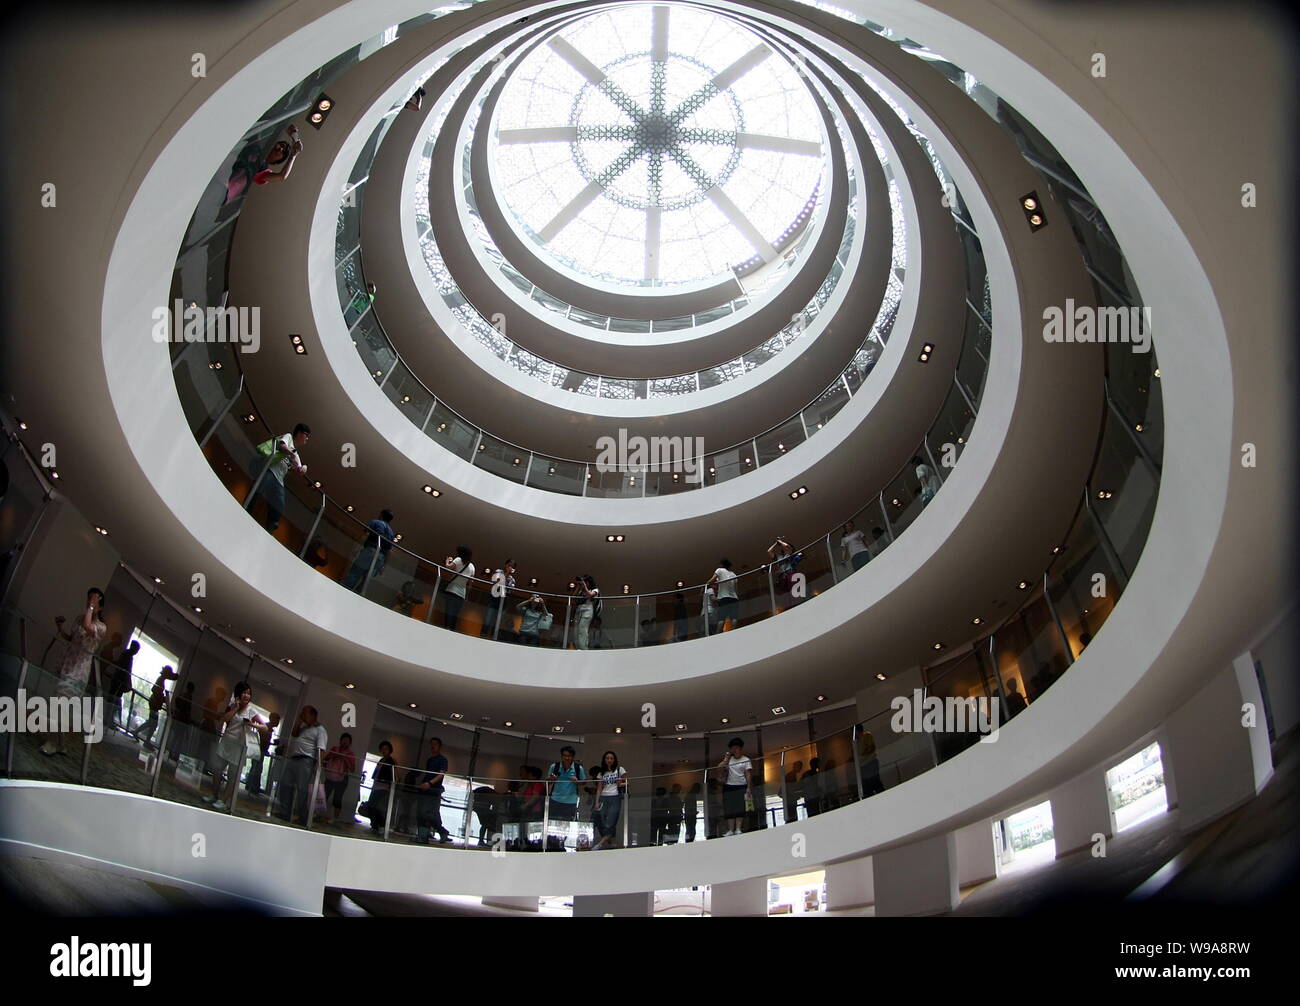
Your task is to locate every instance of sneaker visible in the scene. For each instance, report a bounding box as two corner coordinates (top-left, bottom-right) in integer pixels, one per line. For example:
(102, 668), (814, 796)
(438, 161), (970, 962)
(210, 800), (227, 811)
(200, 796), (215, 804)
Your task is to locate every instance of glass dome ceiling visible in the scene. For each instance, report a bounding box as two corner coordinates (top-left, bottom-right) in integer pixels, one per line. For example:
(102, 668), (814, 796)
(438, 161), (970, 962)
(490, 5), (826, 289)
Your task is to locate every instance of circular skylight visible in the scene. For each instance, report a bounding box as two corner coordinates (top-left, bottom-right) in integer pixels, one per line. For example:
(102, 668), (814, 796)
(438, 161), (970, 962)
(490, 5), (826, 289)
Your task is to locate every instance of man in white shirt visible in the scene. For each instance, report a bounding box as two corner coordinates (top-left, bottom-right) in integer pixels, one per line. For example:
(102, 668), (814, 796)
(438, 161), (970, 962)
(443, 545), (475, 632)
(251, 423), (310, 533)
(706, 558), (739, 631)
(276, 705), (327, 825)
(840, 521), (871, 572)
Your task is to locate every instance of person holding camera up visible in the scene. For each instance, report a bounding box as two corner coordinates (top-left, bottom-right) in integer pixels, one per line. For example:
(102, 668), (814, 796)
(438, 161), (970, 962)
(572, 575), (600, 649)
(516, 593), (551, 645)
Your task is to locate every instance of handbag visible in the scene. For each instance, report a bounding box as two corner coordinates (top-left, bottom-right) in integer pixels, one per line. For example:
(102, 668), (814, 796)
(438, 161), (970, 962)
(537, 611), (554, 632)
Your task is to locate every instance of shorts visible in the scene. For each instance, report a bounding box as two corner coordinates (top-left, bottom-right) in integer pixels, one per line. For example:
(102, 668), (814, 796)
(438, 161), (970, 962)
(723, 784), (748, 819)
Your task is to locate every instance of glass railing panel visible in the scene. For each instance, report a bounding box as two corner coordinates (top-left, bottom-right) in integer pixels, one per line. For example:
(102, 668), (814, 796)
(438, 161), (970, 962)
(473, 433), (529, 484)
(426, 402), (478, 461)
(860, 703), (935, 793)
(741, 334), (786, 373)
(381, 361), (434, 427)
(925, 651), (994, 763)
(578, 595), (635, 650)
(173, 339), (241, 441)
(956, 305), (989, 406)
(956, 226), (988, 319)
(798, 537), (836, 601)
(992, 593), (1070, 705)
(1048, 507), (1122, 660)
(336, 186), (364, 265)
(510, 347), (555, 385)
(525, 456), (585, 496)
(650, 315), (692, 333)
(1105, 336), (1163, 464)
(833, 507), (889, 578)
(643, 465), (698, 497)
(608, 317), (652, 334)
(499, 263), (532, 294)
(930, 381), (977, 461)
(352, 311), (396, 383)
(568, 307), (609, 329)
(152, 715), (224, 814)
(1090, 407), (1158, 579)
(336, 249), (365, 316)
(805, 380), (850, 432)
(880, 457), (930, 539)
(698, 360), (743, 389)
(843, 336), (882, 394)
(694, 304), (732, 325)
(598, 377), (641, 400)
(555, 369), (600, 395)
(704, 445), (753, 486)
(8, 641), (93, 784)
(530, 288), (569, 316)
(261, 478), (319, 558)
(306, 501), (368, 583)
(584, 467), (640, 499)
(648, 374), (696, 397)
(755, 415), (806, 466)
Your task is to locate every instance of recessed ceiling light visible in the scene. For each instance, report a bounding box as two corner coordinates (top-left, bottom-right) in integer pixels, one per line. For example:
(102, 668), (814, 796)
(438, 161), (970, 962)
(284, 658), (294, 664)
(346, 505), (354, 512)
(933, 642), (944, 650)
(244, 414), (256, 423)
(409, 702), (417, 709)
(798, 486), (807, 495)
(192, 606), (202, 614)
(552, 726), (564, 733)
(614, 726), (622, 734)
(1154, 368), (1161, 378)
(720, 717), (729, 724)
(243, 636), (253, 644)
(312, 481), (321, 489)
(1018, 580), (1029, 590)
(529, 577), (538, 586)
(771, 706), (785, 715)
(789, 491), (799, 500)
(1135, 424), (1144, 432)
(402, 395), (410, 404)
(548, 466), (556, 475)
(17, 419), (27, 430)
(393, 534), (402, 542)
(675, 723), (686, 731)
(876, 673), (887, 681)
(450, 712), (463, 720)
(152, 577), (162, 584)
(676, 580), (684, 588)
(971, 617), (982, 625)
(344, 683), (355, 689)
(1022, 196), (1038, 211)
(504, 720), (513, 728)
(816, 694), (827, 702)
(50, 470), (60, 479)
(622, 584), (630, 594)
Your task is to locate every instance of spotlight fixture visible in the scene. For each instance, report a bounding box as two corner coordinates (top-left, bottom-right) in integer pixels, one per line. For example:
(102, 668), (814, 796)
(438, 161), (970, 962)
(208, 361), (222, 370)
(972, 616), (983, 625)
(450, 712), (464, 720)
(789, 490), (798, 500)
(816, 694), (827, 702)
(918, 342), (934, 363)
(933, 642), (944, 650)
(408, 702), (417, 709)
(568, 581), (576, 590)
(1135, 424), (1144, 433)
(422, 485), (433, 493)
(346, 505), (354, 512)
(875, 673), (887, 681)
(152, 577), (162, 585)
(622, 584), (630, 594)
(720, 717), (730, 724)
(552, 725), (564, 733)
(393, 534), (402, 542)
(93, 525), (109, 536)
(771, 706), (786, 715)
(708, 467), (715, 475)
(778, 443), (785, 452)
(1017, 580), (1030, 590)
(798, 486), (807, 495)
(284, 658), (294, 664)
(243, 636), (254, 644)
(344, 683), (355, 690)
(1020, 191), (1047, 231)
(308, 94), (334, 128)
(676, 580), (684, 588)
(243, 414), (256, 423)
(675, 723), (686, 731)
(548, 466), (556, 475)
(744, 457), (752, 465)
(1096, 489), (1113, 500)
(436, 423), (448, 433)
(50, 470), (59, 479)
(513, 458), (521, 466)
(614, 726), (622, 734)
(605, 534), (625, 542)
(312, 480), (321, 489)
(401, 395), (410, 404)
(17, 419), (27, 430)
(1154, 368), (1161, 378)
(192, 606), (202, 614)
(478, 444), (485, 452)
(529, 577), (538, 587)
(504, 721), (514, 728)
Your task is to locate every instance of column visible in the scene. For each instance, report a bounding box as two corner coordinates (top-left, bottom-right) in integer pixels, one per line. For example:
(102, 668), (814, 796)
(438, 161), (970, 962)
(1161, 656), (1274, 833)
(709, 877), (767, 917)
(572, 892), (654, 917)
(824, 854), (873, 910)
(954, 819), (999, 886)
(1047, 767), (1113, 857)
(872, 832), (958, 916)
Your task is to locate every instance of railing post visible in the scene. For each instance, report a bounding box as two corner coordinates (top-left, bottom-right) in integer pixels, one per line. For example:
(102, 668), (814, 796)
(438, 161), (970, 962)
(5, 660), (28, 776)
(778, 749), (788, 824)
(228, 741), (248, 816)
(151, 626), (207, 798)
(826, 534), (839, 585)
(768, 563), (778, 615)
(297, 497), (326, 560)
(358, 533), (383, 596)
(306, 755), (323, 830)
(633, 596), (640, 647)
(879, 492), (895, 542)
(243, 453), (277, 511)
(424, 569), (441, 624)
(562, 596), (572, 648)
(700, 768), (710, 840)
(492, 592), (505, 641)
(383, 766), (397, 841)
(1043, 570), (1074, 665)
(622, 776), (629, 848)
(702, 587), (710, 637)
(463, 777), (476, 847)
(850, 723), (865, 802)
(78, 658), (102, 785)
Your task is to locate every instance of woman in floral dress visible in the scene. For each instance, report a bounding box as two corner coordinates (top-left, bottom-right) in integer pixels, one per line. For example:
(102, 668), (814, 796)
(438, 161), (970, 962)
(40, 587), (107, 755)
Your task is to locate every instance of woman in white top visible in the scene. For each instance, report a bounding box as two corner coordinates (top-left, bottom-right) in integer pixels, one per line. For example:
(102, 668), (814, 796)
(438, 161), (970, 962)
(716, 737), (754, 836)
(40, 588), (107, 755)
(443, 545), (475, 632)
(592, 750), (627, 849)
(207, 681), (267, 811)
(706, 558), (739, 631)
(840, 521), (871, 572)
(572, 575), (599, 649)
